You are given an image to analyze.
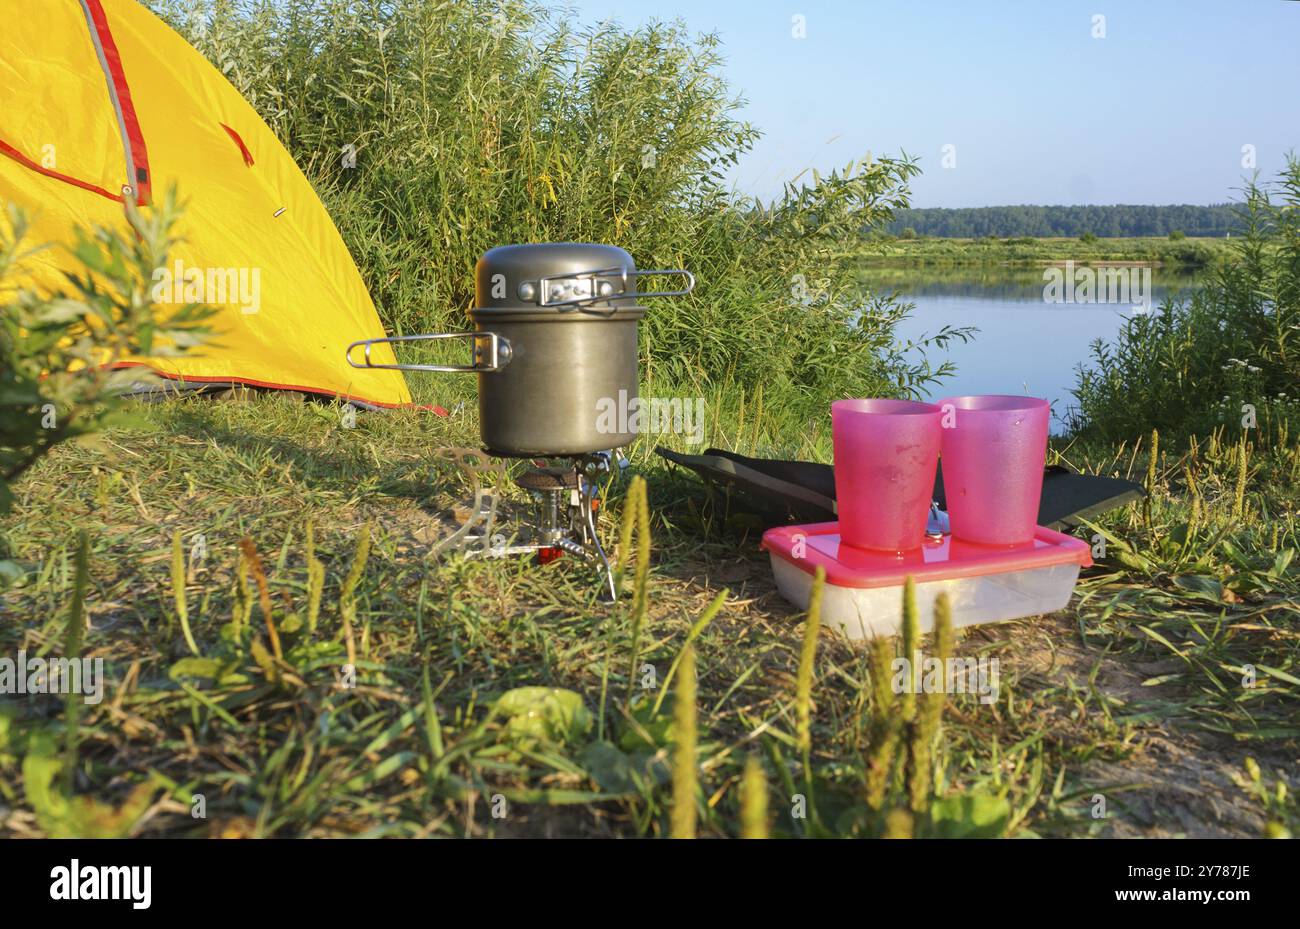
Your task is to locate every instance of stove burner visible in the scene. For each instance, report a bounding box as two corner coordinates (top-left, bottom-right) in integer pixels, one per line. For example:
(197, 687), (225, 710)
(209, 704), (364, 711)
(514, 466), (580, 492)
(430, 448), (621, 600)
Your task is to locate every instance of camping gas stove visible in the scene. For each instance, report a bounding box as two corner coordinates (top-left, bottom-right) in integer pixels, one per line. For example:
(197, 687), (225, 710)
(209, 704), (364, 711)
(429, 447), (624, 600)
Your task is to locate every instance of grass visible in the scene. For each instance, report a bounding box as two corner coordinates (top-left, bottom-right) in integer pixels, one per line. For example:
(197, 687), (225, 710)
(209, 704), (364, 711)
(1, 389), (1295, 838)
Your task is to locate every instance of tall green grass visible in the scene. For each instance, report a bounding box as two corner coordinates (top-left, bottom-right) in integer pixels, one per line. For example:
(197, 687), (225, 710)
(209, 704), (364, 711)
(148, 0), (950, 419)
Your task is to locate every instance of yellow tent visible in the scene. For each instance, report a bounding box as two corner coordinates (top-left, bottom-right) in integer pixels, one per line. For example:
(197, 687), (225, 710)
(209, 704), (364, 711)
(0, 0), (411, 408)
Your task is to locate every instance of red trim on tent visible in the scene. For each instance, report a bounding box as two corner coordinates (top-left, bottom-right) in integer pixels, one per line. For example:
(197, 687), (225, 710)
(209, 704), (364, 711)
(109, 362), (448, 415)
(220, 124), (255, 167)
(83, 0), (152, 205)
(0, 138), (125, 203)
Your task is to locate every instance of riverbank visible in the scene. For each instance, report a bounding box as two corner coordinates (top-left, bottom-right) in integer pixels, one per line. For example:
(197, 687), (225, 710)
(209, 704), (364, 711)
(0, 391), (1294, 838)
(856, 235), (1231, 268)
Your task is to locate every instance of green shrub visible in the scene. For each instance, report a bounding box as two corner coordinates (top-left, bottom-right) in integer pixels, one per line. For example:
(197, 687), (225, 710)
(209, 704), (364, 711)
(1070, 157), (1300, 442)
(148, 0), (944, 419)
(0, 193), (211, 517)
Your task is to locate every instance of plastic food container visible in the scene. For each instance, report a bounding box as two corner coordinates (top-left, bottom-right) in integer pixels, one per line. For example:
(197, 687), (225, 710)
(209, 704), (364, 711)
(762, 521), (1092, 640)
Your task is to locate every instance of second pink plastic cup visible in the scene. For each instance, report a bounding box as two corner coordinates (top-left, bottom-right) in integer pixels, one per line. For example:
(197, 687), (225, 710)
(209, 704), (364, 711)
(938, 395), (1050, 546)
(832, 399), (942, 554)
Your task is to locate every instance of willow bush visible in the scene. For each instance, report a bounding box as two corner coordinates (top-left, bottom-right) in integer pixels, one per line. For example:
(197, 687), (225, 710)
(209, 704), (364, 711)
(148, 0), (948, 418)
(1072, 156), (1300, 443)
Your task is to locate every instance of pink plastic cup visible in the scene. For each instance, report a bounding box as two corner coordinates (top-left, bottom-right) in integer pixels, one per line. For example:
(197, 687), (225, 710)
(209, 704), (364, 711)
(938, 395), (1050, 546)
(832, 399), (942, 554)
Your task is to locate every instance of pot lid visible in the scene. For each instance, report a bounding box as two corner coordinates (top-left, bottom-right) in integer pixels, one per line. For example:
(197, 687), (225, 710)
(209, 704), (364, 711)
(475, 243), (694, 311)
(476, 243), (636, 309)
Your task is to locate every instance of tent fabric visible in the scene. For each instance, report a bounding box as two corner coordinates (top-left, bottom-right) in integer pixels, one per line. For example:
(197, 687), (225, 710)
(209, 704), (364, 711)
(0, 0), (412, 408)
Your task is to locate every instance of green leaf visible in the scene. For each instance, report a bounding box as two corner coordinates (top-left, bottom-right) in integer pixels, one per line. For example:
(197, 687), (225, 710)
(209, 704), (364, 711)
(580, 740), (635, 793)
(493, 686), (593, 749)
(926, 793), (1012, 839)
(616, 692), (675, 752)
(1252, 664), (1300, 688)
(1115, 547), (1155, 575)
(22, 733), (160, 838)
(0, 559), (26, 589)
(21, 736), (67, 826)
(1171, 574), (1225, 601)
(342, 751), (418, 791)
(579, 740), (668, 793)
(168, 656), (238, 684)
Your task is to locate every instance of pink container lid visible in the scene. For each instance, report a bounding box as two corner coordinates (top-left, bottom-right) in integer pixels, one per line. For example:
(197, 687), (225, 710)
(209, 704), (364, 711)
(761, 521), (1092, 589)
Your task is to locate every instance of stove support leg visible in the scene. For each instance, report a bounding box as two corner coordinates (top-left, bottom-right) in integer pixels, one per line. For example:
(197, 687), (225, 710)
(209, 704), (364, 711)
(581, 477), (618, 602)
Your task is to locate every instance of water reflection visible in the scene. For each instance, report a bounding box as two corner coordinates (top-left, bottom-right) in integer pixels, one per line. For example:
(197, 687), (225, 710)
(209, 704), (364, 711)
(857, 262), (1204, 431)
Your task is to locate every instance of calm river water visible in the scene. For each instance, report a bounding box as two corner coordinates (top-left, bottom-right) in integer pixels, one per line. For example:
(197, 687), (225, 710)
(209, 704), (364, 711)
(859, 263), (1202, 432)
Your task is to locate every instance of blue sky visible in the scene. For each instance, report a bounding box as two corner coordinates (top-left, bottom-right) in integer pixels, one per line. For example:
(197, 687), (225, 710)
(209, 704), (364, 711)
(562, 0), (1300, 206)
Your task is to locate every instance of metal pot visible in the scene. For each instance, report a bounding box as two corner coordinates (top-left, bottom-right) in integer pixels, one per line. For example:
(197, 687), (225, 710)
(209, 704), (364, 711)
(346, 243), (693, 457)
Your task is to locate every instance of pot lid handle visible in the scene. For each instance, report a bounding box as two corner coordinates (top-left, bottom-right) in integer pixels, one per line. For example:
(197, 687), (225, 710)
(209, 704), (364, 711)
(522, 266), (695, 308)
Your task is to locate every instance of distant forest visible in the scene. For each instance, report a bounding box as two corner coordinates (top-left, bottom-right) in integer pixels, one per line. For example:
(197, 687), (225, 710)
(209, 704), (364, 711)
(885, 204), (1239, 238)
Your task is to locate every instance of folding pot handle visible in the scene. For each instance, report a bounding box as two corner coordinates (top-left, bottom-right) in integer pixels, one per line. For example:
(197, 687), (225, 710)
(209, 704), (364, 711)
(345, 332), (513, 373)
